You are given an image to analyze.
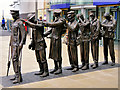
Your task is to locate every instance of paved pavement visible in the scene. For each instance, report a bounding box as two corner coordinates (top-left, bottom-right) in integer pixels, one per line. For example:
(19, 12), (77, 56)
(0, 30), (119, 89)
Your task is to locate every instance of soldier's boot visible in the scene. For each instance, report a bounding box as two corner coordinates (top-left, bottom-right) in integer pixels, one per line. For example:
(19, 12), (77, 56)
(91, 61), (98, 69)
(102, 57), (108, 65)
(40, 63), (49, 77)
(54, 61), (62, 75)
(12, 60), (22, 84)
(10, 60), (17, 80)
(50, 61), (58, 74)
(72, 62), (79, 72)
(13, 73), (23, 84)
(111, 59), (115, 66)
(65, 65), (74, 70)
(79, 63), (85, 69)
(81, 63), (89, 70)
(102, 61), (108, 65)
(72, 67), (79, 72)
(35, 62), (44, 75)
(10, 75), (16, 80)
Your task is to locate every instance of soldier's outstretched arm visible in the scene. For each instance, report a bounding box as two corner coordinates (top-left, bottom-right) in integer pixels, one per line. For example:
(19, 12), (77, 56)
(21, 19), (36, 28)
(44, 19), (66, 28)
(35, 24), (43, 28)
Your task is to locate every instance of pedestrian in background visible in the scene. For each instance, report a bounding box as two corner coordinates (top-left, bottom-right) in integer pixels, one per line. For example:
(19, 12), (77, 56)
(2, 17), (5, 30)
(39, 16), (43, 21)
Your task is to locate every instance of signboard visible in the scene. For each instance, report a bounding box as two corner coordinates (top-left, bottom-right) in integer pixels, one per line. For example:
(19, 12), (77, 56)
(93, 0), (120, 6)
(51, 3), (70, 9)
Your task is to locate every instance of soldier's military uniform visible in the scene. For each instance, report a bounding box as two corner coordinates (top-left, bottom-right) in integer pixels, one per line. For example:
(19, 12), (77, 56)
(89, 12), (100, 69)
(77, 14), (90, 70)
(101, 13), (117, 66)
(44, 9), (66, 74)
(21, 14), (49, 77)
(10, 10), (27, 84)
(65, 11), (79, 72)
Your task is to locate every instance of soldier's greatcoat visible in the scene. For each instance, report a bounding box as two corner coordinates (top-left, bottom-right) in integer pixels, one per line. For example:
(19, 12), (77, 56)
(44, 17), (66, 61)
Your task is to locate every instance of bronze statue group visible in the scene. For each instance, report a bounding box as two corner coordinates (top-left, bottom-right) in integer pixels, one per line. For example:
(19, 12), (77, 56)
(8, 9), (117, 84)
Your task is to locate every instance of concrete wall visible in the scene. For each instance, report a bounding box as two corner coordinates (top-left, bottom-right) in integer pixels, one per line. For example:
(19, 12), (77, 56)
(38, 0), (44, 10)
(19, 1), (35, 14)
(14, 0), (44, 14)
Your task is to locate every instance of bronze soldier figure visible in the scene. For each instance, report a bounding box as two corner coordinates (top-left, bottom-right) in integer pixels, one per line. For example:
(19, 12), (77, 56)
(44, 9), (66, 75)
(10, 10), (27, 84)
(101, 13), (117, 66)
(21, 14), (49, 77)
(65, 11), (79, 72)
(77, 14), (90, 70)
(89, 12), (100, 69)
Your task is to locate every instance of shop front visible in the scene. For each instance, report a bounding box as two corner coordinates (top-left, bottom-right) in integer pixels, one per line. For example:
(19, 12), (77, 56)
(93, 0), (120, 41)
(49, 1), (70, 21)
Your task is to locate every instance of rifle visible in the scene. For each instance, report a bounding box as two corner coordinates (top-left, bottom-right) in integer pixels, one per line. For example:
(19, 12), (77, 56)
(7, 44), (11, 76)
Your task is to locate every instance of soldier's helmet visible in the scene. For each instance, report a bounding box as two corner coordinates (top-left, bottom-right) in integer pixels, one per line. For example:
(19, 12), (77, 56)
(53, 9), (62, 14)
(67, 11), (76, 18)
(10, 10), (19, 16)
(67, 11), (75, 14)
(89, 10), (95, 16)
(89, 13), (95, 17)
(27, 14), (35, 21)
(104, 13), (110, 18)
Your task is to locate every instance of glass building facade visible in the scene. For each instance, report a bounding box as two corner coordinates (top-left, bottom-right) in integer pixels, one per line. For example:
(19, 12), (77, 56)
(48, 0), (120, 41)
(50, 0), (70, 5)
(50, 0), (93, 5)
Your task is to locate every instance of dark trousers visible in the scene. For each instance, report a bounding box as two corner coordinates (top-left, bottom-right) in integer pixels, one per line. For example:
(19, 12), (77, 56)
(35, 49), (47, 64)
(91, 39), (99, 63)
(80, 41), (89, 65)
(103, 37), (115, 62)
(68, 45), (78, 68)
(35, 49), (48, 73)
(11, 46), (22, 79)
(2, 24), (5, 30)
